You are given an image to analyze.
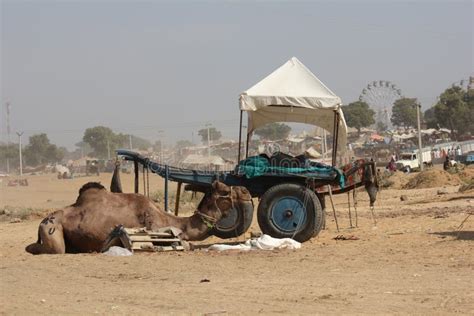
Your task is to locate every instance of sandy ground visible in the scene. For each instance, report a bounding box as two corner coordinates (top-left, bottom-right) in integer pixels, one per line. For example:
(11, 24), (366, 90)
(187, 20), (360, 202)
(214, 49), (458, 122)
(0, 172), (473, 315)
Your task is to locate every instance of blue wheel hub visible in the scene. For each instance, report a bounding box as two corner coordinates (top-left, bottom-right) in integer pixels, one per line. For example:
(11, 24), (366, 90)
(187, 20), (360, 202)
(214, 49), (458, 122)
(270, 197), (307, 232)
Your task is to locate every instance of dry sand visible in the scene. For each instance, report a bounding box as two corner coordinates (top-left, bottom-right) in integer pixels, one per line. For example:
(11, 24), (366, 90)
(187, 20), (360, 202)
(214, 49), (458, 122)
(0, 172), (473, 314)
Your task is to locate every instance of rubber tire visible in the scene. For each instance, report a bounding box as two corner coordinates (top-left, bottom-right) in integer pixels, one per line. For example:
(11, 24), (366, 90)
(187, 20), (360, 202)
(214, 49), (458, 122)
(314, 194), (326, 235)
(257, 183), (323, 242)
(405, 166), (411, 173)
(212, 200), (254, 239)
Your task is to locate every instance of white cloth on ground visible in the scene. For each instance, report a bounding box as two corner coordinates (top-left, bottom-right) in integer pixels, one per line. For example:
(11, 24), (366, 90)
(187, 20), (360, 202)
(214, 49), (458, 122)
(208, 234), (301, 251)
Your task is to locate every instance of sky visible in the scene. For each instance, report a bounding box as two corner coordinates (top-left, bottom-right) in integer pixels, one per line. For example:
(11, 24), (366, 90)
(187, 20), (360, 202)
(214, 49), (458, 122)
(1, 0), (473, 150)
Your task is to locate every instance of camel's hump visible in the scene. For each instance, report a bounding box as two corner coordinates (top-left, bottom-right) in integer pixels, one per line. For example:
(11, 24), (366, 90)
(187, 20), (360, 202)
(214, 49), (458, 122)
(78, 182), (106, 196)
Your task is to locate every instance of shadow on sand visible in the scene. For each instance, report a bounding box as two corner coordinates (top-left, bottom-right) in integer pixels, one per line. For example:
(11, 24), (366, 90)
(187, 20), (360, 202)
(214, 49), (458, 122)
(431, 231), (474, 241)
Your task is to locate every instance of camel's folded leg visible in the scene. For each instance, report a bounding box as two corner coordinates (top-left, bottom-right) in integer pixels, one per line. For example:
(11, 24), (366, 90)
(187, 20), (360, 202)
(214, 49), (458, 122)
(25, 213), (66, 255)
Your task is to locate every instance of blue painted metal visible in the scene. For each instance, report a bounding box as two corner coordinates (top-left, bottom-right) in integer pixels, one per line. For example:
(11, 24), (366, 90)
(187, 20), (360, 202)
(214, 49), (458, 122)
(164, 165), (169, 212)
(116, 149), (337, 198)
(270, 197), (307, 232)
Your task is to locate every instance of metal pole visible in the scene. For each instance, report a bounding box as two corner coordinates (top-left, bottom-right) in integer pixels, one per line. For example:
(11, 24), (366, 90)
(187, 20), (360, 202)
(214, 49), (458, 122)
(245, 132), (250, 158)
(17, 132), (23, 177)
(416, 104), (423, 171)
(134, 161), (139, 193)
(334, 112), (340, 166)
(129, 134), (133, 150)
(322, 129), (327, 161)
(107, 139), (111, 160)
(237, 111), (243, 163)
(327, 185), (340, 232)
(164, 165), (169, 212)
(175, 182), (182, 216)
(5, 102), (11, 173)
(331, 111), (340, 166)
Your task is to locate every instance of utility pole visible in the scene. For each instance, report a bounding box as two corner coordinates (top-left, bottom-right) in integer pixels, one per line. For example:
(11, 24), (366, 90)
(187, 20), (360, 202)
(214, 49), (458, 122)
(129, 134), (133, 150)
(107, 139), (111, 160)
(158, 130), (164, 162)
(416, 103), (423, 171)
(16, 131), (24, 177)
(5, 102), (11, 173)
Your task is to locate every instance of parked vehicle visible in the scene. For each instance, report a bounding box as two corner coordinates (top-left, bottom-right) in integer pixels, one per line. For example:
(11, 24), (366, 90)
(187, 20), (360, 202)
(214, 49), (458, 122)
(396, 149), (432, 172)
(457, 151), (474, 165)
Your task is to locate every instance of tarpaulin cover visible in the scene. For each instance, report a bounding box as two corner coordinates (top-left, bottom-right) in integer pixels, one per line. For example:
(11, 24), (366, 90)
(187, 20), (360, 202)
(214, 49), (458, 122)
(237, 156), (345, 188)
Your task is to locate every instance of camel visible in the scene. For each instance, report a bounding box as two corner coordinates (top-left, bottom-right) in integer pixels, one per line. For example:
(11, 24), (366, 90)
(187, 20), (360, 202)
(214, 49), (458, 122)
(25, 181), (252, 254)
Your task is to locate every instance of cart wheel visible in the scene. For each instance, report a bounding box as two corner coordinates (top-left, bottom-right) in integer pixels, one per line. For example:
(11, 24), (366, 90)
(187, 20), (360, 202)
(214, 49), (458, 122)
(257, 183), (323, 242)
(212, 200), (254, 239)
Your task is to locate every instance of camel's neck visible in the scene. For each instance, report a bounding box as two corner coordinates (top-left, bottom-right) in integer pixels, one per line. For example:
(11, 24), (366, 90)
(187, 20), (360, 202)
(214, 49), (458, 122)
(150, 211), (213, 241)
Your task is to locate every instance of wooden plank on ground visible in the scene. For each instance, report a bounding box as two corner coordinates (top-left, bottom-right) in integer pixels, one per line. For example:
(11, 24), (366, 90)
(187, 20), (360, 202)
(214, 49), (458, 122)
(129, 236), (181, 243)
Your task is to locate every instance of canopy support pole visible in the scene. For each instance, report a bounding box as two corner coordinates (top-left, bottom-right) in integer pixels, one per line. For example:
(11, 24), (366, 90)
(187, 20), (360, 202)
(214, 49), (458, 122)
(237, 110), (243, 163)
(331, 110), (340, 166)
(174, 182), (182, 216)
(245, 132), (250, 159)
(164, 165), (170, 213)
(134, 161), (139, 194)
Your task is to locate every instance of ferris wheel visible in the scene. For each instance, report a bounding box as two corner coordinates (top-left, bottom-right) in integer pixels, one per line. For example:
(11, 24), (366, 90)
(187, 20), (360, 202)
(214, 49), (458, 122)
(359, 80), (403, 128)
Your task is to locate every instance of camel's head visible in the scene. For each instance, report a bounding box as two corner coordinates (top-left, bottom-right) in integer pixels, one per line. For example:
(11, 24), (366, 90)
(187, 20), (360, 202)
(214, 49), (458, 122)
(198, 181), (252, 224)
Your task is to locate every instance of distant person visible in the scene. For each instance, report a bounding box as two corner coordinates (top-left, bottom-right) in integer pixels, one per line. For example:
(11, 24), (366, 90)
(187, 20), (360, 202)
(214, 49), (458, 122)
(449, 148), (455, 160)
(391, 152), (397, 161)
(443, 156), (450, 171)
(386, 157), (397, 172)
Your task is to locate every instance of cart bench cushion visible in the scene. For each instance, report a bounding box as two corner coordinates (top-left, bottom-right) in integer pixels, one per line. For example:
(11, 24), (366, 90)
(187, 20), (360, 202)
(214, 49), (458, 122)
(237, 156), (345, 188)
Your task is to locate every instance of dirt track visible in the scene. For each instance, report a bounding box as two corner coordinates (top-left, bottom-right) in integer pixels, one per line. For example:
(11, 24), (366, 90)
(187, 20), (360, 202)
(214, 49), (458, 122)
(1, 173), (473, 314)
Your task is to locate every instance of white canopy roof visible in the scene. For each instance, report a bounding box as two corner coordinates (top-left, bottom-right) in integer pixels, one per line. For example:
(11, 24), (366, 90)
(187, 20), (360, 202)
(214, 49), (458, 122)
(239, 57), (347, 150)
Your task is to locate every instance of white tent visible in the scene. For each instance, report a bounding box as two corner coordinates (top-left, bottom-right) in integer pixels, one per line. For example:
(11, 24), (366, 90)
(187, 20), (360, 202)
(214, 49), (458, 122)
(239, 57), (347, 150)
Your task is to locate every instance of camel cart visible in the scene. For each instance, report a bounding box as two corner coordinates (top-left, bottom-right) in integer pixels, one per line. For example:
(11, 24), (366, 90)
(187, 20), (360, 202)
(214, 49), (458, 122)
(114, 57), (378, 242)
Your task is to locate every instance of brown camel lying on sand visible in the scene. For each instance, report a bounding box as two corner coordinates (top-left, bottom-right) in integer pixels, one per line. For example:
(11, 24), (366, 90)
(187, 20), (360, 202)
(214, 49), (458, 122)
(26, 181), (251, 254)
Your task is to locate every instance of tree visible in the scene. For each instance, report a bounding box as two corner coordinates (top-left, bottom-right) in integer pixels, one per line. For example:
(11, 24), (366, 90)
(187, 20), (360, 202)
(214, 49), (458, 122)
(83, 126), (125, 159)
(391, 98), (419, 128)
(423, 107), (438, 129)
(74, 141), (93, 157)
(23, 134), (64, 166)
(129, 135), (152, 151)
(0, 143), (19, 170)
(341, 101), (375, 134)
(175, 140), (193, 149)
(254, 123), (291, 141)
(198, 127), (222, 143)
(431, 86), (473, 140)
